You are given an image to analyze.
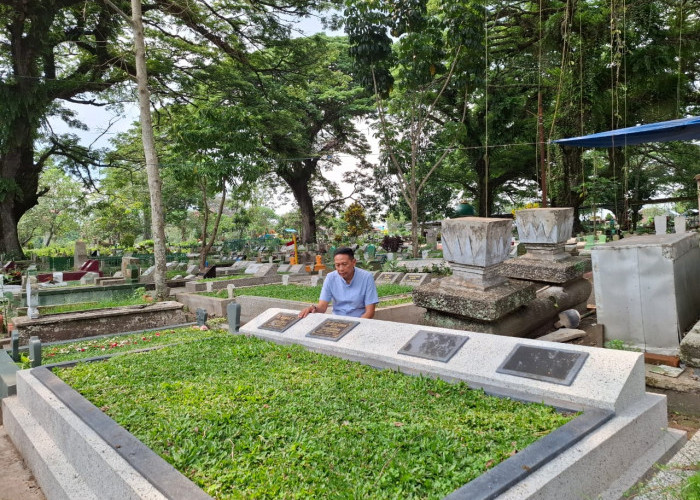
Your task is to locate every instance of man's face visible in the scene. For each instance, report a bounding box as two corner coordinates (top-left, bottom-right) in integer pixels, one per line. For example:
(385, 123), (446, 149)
(334, 254), (356, 281)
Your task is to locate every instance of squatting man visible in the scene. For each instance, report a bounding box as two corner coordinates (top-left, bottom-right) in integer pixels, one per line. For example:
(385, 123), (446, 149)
(298, 247), (378, 319)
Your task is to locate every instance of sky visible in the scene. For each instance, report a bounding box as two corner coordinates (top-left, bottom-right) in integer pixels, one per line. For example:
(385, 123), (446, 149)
(47, 12), (375, 214)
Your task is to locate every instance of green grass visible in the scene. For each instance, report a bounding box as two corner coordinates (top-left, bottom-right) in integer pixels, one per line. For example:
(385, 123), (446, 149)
(17, 296), (149, 316)
(199, 283), (414, 301)
(377, 296), (413, 307)
(40, 325), (229, 365)
(56, 335), (574, 499)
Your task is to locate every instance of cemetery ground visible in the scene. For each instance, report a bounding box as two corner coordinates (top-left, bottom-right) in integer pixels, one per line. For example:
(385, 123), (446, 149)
(1, 312), (698, 499)
(1, 250), (699, 498)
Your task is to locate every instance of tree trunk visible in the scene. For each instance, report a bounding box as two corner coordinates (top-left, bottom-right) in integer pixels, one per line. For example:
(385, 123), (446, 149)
(0, 123), (42, 259)
(199, 183), (227, 271)
(474, 157), (489, 217)
(555, 147), (585, 233)
(282, 165), (317, 244)
(131, 0), (168, 300)
(409, 199), (419, 258)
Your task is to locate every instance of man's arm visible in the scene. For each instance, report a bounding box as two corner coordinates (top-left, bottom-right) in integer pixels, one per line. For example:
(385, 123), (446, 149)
(298, 300), (329, 318)
(360, 303), (376, 319)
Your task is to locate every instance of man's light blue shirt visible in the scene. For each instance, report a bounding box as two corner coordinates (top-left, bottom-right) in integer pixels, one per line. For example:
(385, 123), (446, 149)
(319, 267), (379, 317)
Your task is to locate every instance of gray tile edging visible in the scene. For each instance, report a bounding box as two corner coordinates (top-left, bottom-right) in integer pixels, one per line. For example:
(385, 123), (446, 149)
(30, 367), (212, 500)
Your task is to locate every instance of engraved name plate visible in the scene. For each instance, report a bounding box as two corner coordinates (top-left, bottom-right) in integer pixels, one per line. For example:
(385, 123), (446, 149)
(259, 312), (301, 333)
(376, 273), (392, 283)
(403, 274), (423, 283)
(398, 330), (469, 363)
(306, 319), (359, 341)
(496, 344), (589, 386)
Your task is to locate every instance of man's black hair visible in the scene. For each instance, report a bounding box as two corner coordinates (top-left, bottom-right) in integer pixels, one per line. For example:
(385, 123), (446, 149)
(334, 247), (355, 259)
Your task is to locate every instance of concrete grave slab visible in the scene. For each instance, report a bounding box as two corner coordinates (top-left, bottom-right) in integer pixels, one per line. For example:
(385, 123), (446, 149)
(277, 264), (291, 273)
(288, 264), (308, 275)
(244, 263), (262, 275)
(253, 263), (278, 277)
(413, 277), (536, 322)
(500, 256), (591, 284)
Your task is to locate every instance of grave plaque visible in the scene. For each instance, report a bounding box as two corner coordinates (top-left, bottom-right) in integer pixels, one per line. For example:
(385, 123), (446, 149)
(496, 344), (588, 386)
(306, 319), (359, 341)
(259, 312), (301, 333)
(398, 330), (468, 363)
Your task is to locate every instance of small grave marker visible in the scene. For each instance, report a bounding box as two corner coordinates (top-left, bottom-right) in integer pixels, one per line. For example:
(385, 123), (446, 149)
(398, 330), (468, 363)
(259, 312), (301, 332)
(376, 272), (403, 284)
(227, 284), (236, 299)
(399, 273), (430, 287)
(245, 263), (262, 275)
(196, 308), (208, 326)
(496, 344), (589, 386)
(306, 319), (359, 341)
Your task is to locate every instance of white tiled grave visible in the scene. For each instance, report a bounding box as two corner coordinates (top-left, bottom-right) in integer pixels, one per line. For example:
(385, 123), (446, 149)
(2, 308), (685, 500)
(240, 308), (685, 499)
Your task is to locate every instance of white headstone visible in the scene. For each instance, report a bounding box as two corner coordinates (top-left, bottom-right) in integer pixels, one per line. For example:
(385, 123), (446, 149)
(26, 281), (39, 319)
(318, 270), (324, 278)
(269, 256), (273, 264)
(245, 263), (262, 275)
(311, 276), (320, 287)
(654, 215), (667, 235)
(386, 253), (394, 261)
(227, 284), (236, 299)
(674, 215), (687, 233)
(52, 272), (63, 283)
(282, 275), (290, 286)
(422, 249), (430, 259)
(206, 281), (214, 292)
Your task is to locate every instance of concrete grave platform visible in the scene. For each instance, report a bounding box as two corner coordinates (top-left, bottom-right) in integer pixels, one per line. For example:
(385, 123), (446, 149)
(11, 301), (187, 343)
(240, 308), (685, 499)
(500, 256), (591, 284)
(0, 308), (685, 500)
(413, 277), (536, 322)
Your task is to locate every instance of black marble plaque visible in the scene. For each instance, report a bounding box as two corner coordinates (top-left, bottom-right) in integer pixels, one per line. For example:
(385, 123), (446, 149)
(398, 330), (469, 363)
(259, 312), (301, 333)
(306, 319), (359, 341)
(496, 344), (589, 386)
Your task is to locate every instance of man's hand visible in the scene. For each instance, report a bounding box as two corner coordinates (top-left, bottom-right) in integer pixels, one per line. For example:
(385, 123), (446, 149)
(298, 304), (317, 318)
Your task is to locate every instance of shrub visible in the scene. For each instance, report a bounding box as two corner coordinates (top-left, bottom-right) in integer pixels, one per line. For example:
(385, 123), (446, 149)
(381, 235), (403, 252)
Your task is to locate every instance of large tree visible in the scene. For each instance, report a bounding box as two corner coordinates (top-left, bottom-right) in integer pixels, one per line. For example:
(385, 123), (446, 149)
(0, 0), (132, 257)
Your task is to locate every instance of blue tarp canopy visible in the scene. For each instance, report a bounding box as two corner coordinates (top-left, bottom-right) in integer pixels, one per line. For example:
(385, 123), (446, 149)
(552, 116), (700, 148)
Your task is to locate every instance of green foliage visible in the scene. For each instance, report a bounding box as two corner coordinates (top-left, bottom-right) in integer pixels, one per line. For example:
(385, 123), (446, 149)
(41, 327), (229, 365)
(604, 339), (640, 352)
(56, 335), (573, 498)
(682, 470), (700, 500)
(343, 202), (372, 239)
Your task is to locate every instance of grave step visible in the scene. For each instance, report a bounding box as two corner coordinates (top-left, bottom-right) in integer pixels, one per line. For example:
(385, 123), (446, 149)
(3, 396), (97, 500)
(12, 369), (168, 499)
(7, 368), (210, 500)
